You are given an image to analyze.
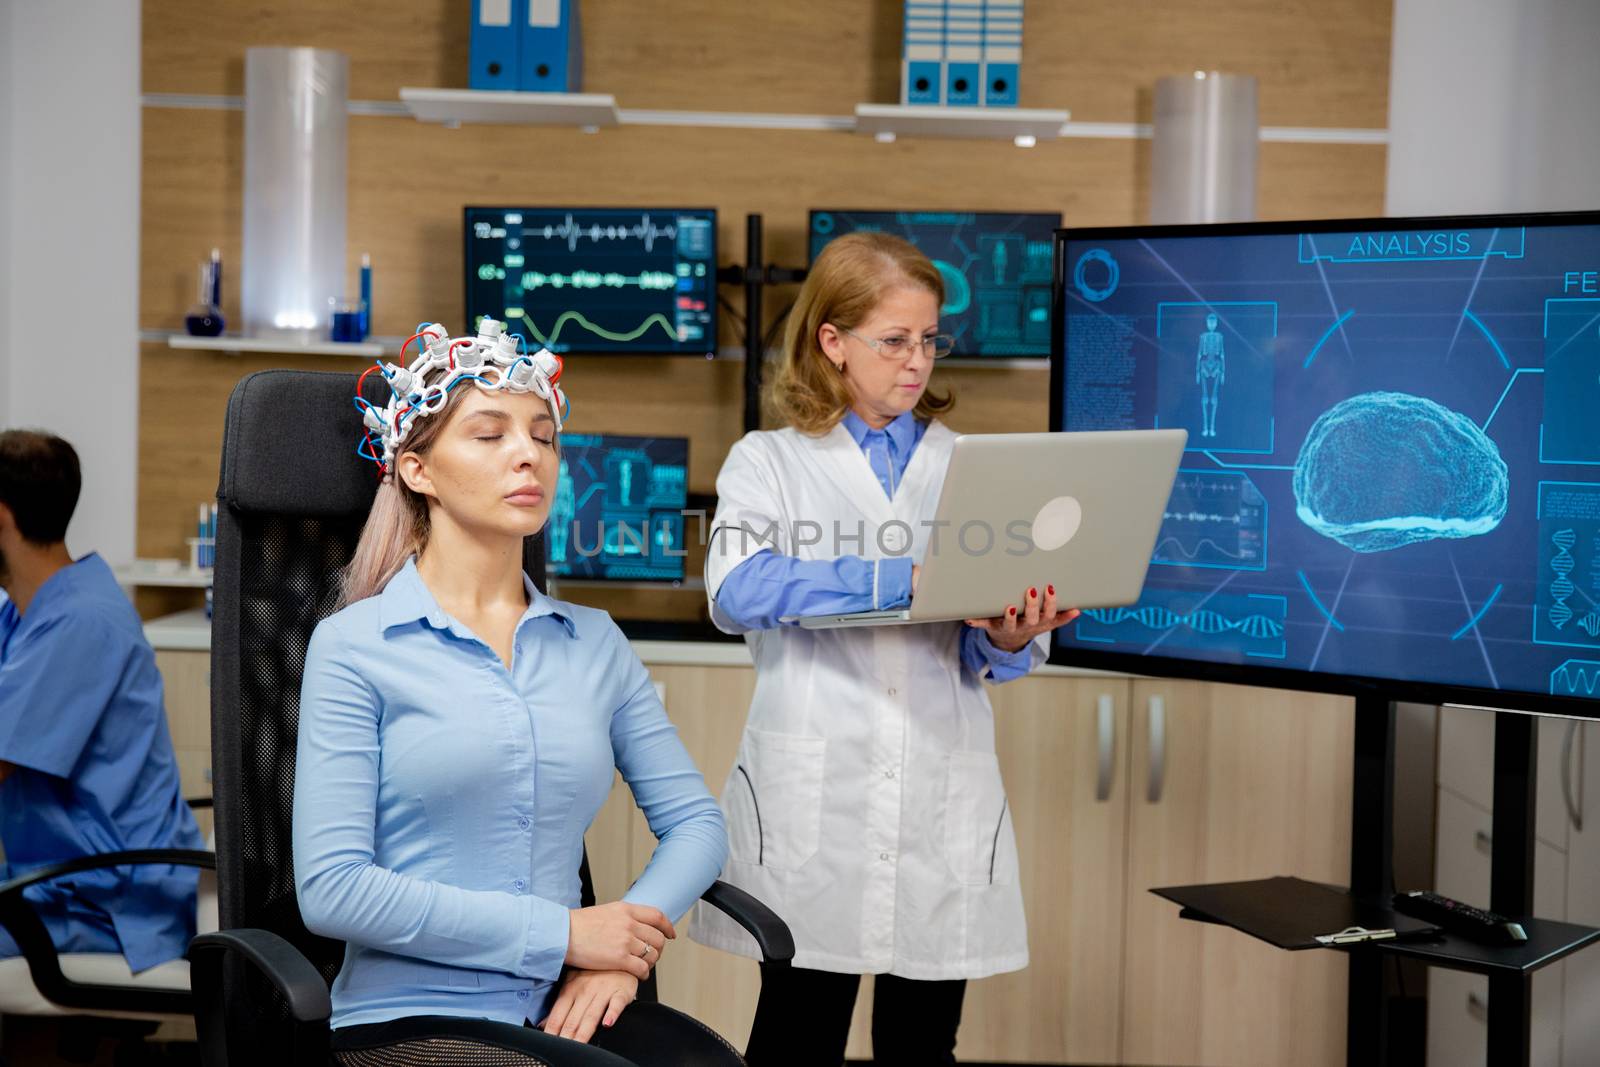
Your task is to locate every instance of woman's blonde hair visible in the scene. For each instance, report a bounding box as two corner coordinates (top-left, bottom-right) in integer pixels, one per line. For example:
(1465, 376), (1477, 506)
(765, 231), (955, 435)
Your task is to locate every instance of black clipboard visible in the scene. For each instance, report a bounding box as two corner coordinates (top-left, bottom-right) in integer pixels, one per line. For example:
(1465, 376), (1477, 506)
(1152, 876), (1440, 950)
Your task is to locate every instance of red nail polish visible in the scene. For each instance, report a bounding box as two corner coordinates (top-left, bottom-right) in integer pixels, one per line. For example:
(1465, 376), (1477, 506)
(1047, 584), (1055, 597)
(1008, 606), (1017, 616)
(1029, 587), (1037, 599)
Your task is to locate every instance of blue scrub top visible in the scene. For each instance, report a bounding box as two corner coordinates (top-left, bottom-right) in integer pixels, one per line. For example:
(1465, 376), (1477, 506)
(0, 553), (202, 973)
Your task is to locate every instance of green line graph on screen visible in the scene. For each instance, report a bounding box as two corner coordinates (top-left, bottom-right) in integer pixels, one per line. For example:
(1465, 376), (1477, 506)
(504, 308), (679, 347)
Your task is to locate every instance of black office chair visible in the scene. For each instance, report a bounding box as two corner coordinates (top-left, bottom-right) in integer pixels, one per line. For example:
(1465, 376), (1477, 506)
(0, 799), (213, 1063)
(189, 369), (792, 1067)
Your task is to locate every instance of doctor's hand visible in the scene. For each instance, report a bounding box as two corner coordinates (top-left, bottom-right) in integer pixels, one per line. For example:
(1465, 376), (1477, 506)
(566, 902), (674, 979)
(965, 584), (1082, 654)
(539, 968), (640, 1043)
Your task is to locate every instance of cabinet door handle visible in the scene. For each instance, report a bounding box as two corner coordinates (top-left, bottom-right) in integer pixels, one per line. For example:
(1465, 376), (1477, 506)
(1474, 829), (1492, 853)
(1562, 720), (1584, 833)
(1466, 990), (1487, 1022)
(1096, 693), (1115, 802)
(1147, 694), (1167, 804)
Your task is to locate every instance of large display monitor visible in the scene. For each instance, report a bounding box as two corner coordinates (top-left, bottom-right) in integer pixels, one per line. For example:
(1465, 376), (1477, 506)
(465, 207), (717, 356)
(546, 433), (689, 583)
(809, 210), (1060, 358)
(1051, 212), (1600, 715)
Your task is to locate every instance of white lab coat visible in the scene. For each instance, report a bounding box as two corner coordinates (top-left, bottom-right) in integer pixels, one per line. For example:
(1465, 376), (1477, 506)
(689, 419), (1043, 979)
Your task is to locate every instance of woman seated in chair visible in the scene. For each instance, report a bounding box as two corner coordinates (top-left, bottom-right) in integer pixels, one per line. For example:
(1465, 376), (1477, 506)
(293, 321), (731, 1066)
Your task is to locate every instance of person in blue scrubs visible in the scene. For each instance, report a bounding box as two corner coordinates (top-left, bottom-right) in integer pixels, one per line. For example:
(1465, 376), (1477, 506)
(0, 430), (203, 974)
(294, 332), (729, 1066)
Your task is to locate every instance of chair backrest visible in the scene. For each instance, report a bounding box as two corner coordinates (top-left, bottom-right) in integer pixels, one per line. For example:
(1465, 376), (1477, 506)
(210, 370), (549, 990)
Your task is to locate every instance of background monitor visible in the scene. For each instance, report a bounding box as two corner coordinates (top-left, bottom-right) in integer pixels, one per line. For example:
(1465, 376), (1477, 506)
(465, 207), (716, 356)
(547, 433), (689, 582)
(1052, 212), (1600, 716)
(809, 210), (1061, 358)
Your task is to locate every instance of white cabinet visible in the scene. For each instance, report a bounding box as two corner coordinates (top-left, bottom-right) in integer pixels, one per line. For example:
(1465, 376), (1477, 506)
(1431, 708), (1597, 1067)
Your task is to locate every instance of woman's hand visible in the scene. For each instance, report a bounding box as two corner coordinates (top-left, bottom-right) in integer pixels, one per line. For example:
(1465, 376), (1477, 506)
(965, 584), (1082, 653)
(566, 902), (674, 980)
(539, 969), (640, 1043)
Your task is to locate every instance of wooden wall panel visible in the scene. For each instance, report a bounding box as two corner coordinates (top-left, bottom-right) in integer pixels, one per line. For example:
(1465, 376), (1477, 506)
(144, 0), (1391, 128)
(136, 2), (1392, 624)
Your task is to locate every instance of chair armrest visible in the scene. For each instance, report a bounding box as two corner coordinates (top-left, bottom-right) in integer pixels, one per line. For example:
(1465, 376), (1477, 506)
(186, 795), (214, 810)
(189, 929), (331, 1067)
(188, 929), (332, 1022)
(698, 880), (795, 964)
(0, 848), (216, 1014)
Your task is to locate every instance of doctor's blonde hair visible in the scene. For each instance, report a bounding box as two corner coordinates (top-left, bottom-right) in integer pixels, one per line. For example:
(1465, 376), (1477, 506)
(766, 231), (955, 435)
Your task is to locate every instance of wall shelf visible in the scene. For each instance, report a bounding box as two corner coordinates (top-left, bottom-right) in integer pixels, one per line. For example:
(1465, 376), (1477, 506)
(399, 87), (620, 129)
(853, 103), (1072, 144)
(167, 334), (386, 358)
(143, 608), (211, 652)
(114, 558), (213, 588)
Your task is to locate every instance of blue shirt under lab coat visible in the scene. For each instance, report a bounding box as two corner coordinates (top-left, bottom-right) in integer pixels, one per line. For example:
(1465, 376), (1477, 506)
(292, 558), (727, 1030)
(0, 554), (202, 973)
(713, 410), (1035, 682)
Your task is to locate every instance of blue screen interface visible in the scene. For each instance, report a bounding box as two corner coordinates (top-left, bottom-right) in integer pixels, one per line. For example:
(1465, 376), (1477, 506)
(466, 207), (716, 355)
(810, 210), (1059, 358)
(547, 434), (688, 582)
(1057, 221), (1600, 702)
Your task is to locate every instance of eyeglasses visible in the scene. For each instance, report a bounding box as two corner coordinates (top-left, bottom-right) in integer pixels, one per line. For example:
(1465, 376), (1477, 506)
(841, 327), (956, 361)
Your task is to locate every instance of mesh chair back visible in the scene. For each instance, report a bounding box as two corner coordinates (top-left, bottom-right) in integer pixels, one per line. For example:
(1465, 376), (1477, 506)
(210, 369), (549, 991)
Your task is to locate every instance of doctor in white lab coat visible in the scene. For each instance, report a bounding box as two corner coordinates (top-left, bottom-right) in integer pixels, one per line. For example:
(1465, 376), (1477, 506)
(691, 232), (1080, 1065)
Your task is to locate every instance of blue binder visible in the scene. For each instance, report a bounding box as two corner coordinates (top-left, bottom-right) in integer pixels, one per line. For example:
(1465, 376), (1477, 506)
(469, 0), (521, 91)
(520, 0), (583, 93)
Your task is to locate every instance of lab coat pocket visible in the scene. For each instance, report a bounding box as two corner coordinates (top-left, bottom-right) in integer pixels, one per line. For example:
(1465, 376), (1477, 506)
(731, 728), (827, 872)
(944, 750), (1014, 886)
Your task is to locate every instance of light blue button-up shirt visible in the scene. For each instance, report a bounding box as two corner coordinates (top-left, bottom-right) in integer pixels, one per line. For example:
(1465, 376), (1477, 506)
(293, 559), (727, 1030)
(713, 411), (1035, 683)
(0, 554), (202, 973)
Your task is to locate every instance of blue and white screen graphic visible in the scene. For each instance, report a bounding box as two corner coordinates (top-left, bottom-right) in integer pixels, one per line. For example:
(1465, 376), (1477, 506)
(465, 207), (716, 355)
(546, 434), (689, 582)
(810, 211), (1059, 358)
(1057, 221), (1600, 702)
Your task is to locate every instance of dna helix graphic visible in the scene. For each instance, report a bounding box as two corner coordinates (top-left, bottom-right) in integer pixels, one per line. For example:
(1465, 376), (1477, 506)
(1549, 528), (1575, 629)
(1083, 605), (1285, 640)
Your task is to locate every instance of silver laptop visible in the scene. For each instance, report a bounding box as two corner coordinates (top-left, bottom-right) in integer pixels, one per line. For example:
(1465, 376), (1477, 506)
(789, 429), (1187, 629)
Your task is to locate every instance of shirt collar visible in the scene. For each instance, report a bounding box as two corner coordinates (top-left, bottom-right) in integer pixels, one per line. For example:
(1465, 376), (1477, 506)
(378, 557), (577, 639)
(13, 552), (108, 619)
(840, 409), (920, 455)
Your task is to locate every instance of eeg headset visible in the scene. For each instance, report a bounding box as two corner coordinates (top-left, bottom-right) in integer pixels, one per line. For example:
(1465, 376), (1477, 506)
(353, 318), (569, 476)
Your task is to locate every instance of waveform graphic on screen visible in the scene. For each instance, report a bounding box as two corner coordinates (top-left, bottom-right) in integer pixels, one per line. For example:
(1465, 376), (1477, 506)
(505, 310), (679, 348)
(466, 207), (716, 355)
(521, 271), (677, 291)
(1552, 661), (1600, 697)
(1056, 216), (1600, 708)
(523, 213), (680, 253)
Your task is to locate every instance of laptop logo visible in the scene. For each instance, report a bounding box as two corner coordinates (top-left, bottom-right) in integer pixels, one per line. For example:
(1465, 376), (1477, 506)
(1031, 496), (1083, 551)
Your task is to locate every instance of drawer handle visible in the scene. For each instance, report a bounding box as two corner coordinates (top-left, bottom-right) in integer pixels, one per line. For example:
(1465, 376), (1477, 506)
(1096, 694), (1115, 802)
(1147, 695), (1167, 804)
(1474, 829), (1492, 853)
(1467, 990), (1487, 1022)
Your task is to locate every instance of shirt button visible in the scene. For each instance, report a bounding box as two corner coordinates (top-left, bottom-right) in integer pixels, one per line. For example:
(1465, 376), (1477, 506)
(517, 990), (531, 1000)
(884, 769), (896, 780)
(879, 852), (891, 861)
(887, 687), (897, 697)
(513, 879), (525, 892)
(518, 817), (530, 831)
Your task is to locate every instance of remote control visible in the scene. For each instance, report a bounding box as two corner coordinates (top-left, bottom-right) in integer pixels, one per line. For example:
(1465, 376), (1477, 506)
(1393, 890), (1528, 945)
